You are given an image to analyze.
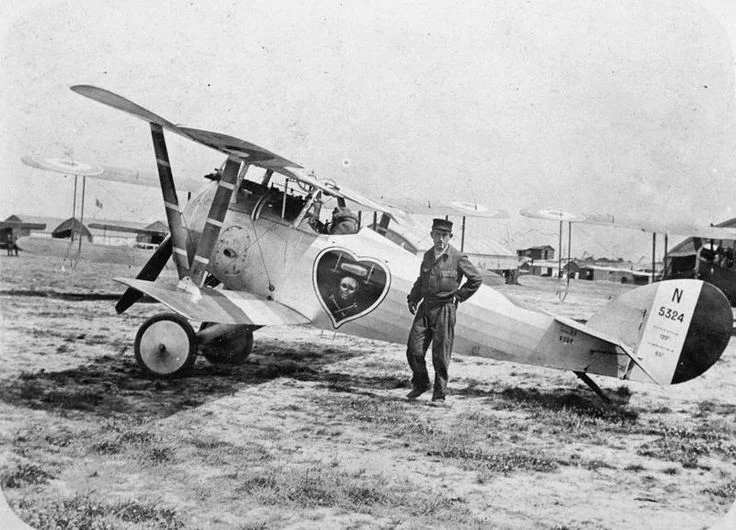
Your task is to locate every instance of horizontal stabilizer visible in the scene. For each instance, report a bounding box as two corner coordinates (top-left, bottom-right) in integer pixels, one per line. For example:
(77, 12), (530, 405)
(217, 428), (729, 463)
(114, 278), (310, 326)
(554, 315), (659, 384)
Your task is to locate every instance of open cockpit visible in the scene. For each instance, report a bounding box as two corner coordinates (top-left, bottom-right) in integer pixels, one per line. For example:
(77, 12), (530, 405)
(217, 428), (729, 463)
(213, 165), (362, 235)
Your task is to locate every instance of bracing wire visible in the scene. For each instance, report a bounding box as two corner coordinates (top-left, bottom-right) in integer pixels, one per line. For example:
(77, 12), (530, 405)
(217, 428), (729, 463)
(248, 217), (275, 292)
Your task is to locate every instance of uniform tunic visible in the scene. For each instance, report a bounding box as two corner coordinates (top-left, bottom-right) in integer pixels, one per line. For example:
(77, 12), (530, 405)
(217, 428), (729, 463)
(406, 245), (481, 399)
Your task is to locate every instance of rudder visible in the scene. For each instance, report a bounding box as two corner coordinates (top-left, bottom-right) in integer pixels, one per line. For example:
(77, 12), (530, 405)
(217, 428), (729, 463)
(586, 279), (731, 385)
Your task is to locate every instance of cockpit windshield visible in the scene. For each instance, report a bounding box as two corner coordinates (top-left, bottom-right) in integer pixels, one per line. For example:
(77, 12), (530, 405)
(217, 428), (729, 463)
(228, 168), (361, 235)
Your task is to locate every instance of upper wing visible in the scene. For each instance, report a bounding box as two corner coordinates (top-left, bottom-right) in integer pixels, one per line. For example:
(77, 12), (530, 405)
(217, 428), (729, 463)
(386, 198), (509, 219)
(71, 85), (302, 171)
(519, 208), (587, 223)
(21, 154), (203, 193)
(115, 278), (311, 326)
(521, 207), (736, 240)
(574, 213), (736, 240)
(70, 85), (508, 224)
(70, 85), (404, 218)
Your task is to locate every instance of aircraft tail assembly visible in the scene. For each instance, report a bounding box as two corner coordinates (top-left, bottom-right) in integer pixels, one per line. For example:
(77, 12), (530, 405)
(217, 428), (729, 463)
(583, 279), (732, 385)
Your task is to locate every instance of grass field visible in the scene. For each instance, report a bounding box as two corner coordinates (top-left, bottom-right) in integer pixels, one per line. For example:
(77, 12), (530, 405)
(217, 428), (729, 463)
(1, 254), (734, 529)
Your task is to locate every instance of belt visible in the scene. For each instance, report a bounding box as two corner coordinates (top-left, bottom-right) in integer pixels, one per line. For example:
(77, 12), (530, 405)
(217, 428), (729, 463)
(423, 298), (454, 308)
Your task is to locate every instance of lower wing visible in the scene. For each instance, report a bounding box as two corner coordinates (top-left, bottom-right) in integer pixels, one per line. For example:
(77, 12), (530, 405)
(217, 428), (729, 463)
(114, 278), (310, 326)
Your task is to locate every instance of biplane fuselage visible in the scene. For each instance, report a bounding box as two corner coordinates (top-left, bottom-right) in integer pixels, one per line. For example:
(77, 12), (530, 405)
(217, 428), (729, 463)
(167, 179), (722, 387)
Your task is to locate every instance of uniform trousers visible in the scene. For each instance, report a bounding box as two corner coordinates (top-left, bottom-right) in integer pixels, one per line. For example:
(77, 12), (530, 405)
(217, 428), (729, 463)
(406, 301), (456, 399)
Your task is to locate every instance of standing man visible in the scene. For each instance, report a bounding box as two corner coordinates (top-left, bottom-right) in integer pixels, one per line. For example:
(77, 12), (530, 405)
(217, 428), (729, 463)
(406, 218), (482, 406)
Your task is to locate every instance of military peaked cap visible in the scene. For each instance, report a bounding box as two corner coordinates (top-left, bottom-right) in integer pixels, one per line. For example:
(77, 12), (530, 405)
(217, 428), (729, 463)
(431, 218), (453, 232)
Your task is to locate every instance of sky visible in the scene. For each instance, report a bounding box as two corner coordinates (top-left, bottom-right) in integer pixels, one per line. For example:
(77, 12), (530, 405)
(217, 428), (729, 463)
(2, 0), (736, 262)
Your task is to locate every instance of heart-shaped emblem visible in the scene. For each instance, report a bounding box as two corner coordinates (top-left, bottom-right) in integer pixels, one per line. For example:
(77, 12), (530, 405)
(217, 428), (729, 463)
(313, 247), (391, 328)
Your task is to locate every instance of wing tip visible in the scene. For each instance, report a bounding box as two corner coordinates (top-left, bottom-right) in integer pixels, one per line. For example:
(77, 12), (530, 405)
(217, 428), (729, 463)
(70, 84), (100, 96)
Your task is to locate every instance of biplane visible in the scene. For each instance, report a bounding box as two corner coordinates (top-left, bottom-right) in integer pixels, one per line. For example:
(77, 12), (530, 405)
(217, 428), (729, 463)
(18, 155), (204, 266)
(10, 215), (176, 266)
(521, 207), (736, 306)
(22, 85), (733, 401)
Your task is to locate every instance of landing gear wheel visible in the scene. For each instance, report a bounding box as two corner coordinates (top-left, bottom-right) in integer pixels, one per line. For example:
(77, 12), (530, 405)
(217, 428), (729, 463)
(134, 313), (197, 378)
(199, 323), (254, 365)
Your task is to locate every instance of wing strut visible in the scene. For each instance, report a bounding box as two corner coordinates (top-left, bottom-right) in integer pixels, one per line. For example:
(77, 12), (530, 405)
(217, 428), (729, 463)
(190, 157), (241, 287)
(651, 233), (656, 284)
(376, 213), (391, 236)
(557, 221), (572, 302)
(150, 123), (191, 279)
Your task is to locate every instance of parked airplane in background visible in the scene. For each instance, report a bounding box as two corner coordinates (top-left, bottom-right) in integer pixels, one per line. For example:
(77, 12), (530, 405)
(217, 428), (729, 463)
(12, 219), (174, 268)
(18, 155), (206, 267)
(521, 208), (736, 306)
(22, 85), (733, 402)
(665, 221), (736, 307)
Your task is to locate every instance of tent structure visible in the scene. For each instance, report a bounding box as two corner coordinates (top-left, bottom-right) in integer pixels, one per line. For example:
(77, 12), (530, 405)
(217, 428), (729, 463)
(52, 217), (93, 242)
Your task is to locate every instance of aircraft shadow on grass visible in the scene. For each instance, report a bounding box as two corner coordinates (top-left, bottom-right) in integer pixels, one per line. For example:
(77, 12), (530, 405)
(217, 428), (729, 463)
(453, 383), (636, 418)
(0, 347), (635, 421)
(0, 342), (408, 420)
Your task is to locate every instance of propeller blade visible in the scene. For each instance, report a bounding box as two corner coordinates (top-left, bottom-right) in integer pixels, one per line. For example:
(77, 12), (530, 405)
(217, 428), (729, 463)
(115, 235), (172, 314)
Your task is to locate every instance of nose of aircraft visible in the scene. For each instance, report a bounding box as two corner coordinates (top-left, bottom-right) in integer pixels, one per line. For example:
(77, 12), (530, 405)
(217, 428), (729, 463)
(672, 281), (733, 384)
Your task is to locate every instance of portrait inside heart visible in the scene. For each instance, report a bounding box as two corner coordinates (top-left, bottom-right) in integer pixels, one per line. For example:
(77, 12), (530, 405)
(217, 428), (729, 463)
(313, 248), (390, 328)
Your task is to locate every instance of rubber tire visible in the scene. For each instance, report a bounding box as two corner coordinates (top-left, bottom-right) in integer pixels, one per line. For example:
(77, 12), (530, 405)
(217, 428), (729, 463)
(200, 323), (254, 366)
(134, 313), (197, 379)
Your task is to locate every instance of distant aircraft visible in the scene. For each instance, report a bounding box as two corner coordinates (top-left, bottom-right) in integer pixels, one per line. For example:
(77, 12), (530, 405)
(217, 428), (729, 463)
(521, 207), (736, 306)
(665, 220), (736, 307)
(22, 85), (733, 402)
(13, 219), (174, 268)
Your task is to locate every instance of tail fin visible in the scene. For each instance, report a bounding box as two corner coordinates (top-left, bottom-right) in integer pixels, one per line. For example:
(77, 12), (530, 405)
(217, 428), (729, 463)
(585, 279), (731, 385)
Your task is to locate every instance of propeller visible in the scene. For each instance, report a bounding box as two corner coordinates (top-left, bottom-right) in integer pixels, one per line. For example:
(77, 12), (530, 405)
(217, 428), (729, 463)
(115, 235), (172, 313)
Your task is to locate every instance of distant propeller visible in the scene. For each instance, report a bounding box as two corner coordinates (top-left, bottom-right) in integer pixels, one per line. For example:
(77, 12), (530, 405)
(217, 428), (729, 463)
(115, 235), (172, 314)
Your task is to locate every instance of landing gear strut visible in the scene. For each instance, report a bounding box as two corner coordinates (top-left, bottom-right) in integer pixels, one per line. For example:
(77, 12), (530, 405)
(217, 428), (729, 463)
(134, 313), (197, 378)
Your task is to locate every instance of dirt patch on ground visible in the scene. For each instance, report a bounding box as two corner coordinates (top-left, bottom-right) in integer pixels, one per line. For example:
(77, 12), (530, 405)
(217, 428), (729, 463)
(1, 255), (734, 529)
